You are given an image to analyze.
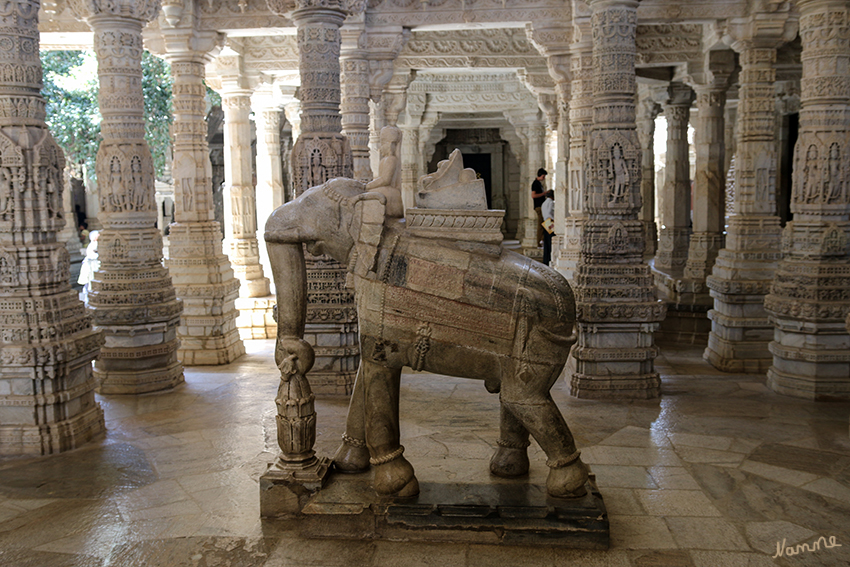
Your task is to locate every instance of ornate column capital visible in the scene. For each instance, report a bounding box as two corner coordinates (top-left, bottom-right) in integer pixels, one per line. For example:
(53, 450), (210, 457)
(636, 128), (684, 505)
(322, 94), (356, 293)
(69, 0), (161, 24)
(725, 8), (799, 52)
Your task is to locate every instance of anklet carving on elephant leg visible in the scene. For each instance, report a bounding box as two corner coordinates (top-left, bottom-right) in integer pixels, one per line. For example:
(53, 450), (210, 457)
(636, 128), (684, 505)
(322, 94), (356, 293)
(370, 445), (405, 465)
(547, 450), (582, 469)
(342, 433), (366, 448)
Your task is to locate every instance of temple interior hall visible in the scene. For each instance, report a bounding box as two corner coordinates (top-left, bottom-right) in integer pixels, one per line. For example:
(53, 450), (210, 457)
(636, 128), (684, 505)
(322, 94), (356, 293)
(1, 0), (850, 565)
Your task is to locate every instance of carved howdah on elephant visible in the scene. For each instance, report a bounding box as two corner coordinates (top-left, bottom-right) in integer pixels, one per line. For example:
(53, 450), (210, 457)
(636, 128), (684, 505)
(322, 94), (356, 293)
(264, 147), (588, 499)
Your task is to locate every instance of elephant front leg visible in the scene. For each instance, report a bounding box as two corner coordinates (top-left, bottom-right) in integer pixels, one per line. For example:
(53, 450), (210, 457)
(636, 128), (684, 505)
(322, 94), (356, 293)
(363, 360), (419, 498)
(333, 363), (370, 473)
(490, 404), (530, 478)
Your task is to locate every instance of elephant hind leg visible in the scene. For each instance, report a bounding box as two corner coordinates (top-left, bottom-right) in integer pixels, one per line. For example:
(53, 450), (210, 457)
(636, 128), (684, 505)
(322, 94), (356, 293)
(363, 361), (420, 497)
(333, 364), (371, 473)
(490, 404), (530, 478)
(501, 396), (588, 498)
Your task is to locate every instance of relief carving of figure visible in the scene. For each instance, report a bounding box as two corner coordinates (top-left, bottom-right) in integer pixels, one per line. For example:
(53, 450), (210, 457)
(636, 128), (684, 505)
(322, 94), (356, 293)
(755, 151), (771, 202)
(609, 143), (629, 204)
(364, 126), (403, 218)
(802, 144), (819, 203)
(130, 156), (147, 211)
(0, 168), (11, 217)
(826, 143), (844, 204)
(310, 150), (326, 187)
(108, 157), (124, 211)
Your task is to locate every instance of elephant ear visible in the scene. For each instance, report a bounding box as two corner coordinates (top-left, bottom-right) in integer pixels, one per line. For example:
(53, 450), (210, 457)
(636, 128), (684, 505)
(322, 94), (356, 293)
(347, 192), (387, 279)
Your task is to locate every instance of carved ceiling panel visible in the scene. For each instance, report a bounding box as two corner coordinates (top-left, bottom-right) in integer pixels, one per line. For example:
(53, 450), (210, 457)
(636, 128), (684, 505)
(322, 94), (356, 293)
(242, 35), (299, 71)
(635, 24), (703, 67)
(398, 28), (546, 70)
(364, 0), (569, 27)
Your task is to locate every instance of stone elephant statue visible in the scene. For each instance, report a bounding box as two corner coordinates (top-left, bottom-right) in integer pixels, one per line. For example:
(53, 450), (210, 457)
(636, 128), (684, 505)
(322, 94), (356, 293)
(264, 177), (588, 499)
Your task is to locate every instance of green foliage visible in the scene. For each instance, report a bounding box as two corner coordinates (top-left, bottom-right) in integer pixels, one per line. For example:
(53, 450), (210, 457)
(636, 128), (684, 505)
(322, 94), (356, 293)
(41, 50), (175, 181)
(41, 50), (100, 179)
(141, 51), (173, 178)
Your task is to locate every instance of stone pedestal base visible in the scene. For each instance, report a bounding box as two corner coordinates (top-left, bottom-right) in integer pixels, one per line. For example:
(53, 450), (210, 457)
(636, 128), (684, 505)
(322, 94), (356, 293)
(523, 246), (544, 261)
(304, 322), (359, 396)
(0, 405), (105, 456)
(703, 301), (773, 374)
(235, 296), (278, 340)
(269, 469), (608, 548)
(260, 457), (332, 518)
(766, 322), (850, 400)
(95, 320), (184, 395)
(655, 306), (711, 346)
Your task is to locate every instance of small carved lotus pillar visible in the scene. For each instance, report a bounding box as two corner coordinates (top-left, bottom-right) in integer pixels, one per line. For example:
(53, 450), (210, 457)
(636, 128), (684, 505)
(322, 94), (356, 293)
(764, 0), (850, 399)
(70, 0), (184, 394)
(704, 11), (797, 373)
(341, 23), (373, 183)
(570, 0), (665, 399)
(0, 0), (105, 454)
(636, 92), (661, 260)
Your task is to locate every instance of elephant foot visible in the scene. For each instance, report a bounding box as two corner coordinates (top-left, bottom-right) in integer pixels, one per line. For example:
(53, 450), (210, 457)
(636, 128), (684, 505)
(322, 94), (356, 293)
(546, 452), (588, 499)
(489, 444), (530, 478)
(333, 435), (371, 473)
(371, 447), (420, 498)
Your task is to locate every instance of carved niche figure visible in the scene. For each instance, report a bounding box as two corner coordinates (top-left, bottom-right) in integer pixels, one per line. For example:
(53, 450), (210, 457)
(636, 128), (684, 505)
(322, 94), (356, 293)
(0, 167), (11, 218)
(755, 151), (771, 202)
(130, 156), (147, 211)
(802, 144), (820, 204)
(609, 143), (629, 204)
(364, 126), (403, 218)
(309, 149), (326, 188)
(826, 143), (844, 204)
(107, 156), (124, 212)
(265, 157), (589, 500)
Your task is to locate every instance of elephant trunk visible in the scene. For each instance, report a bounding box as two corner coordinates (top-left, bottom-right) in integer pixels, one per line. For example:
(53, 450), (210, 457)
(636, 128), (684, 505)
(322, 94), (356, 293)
(268, 241), (314, 375)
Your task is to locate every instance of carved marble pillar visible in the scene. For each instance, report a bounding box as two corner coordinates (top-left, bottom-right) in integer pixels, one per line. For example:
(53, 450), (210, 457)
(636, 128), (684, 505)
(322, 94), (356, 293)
(684, 56), (733, 292)
(557, 22), (593, 282)
(154, 30), (245, 366)
(400, 91), (425, 212)
(252, 84), (286, 281)
(221, 90), (270, 299)
(518, 121), (547, 255)
(570, 0), (664, 399)
(764, 0), (850, 399)
(273, 0), (359, 396)
(705, 17), (796, 373)
(654, 83), (694, 276)
(0, 0), (105, 454)
(341, 25), (372, 183)
(71, 0), (184, 394)
(636, 94), (661, 261)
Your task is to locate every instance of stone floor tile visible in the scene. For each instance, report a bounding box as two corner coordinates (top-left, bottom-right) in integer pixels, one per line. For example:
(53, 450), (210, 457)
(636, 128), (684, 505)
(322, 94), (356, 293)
(744, 520), (817, 555)
(582, 447), (683, 467)
(593, 465), (659, 489)
(799, 477), (850, 504)
(467, 544), (555, 567)
(728, 438), (762, 454)
(646, 467), (701, 491)
(675, 447), (748, 466)
(608, 516), (677, 550)
(635, 490), (722, 517)
(598, 426), (670, 449)
(668, 433), (734, 452)
(689, 550), (776, 567)
(629, 549), (694, 566)
(665, 517), (749, 551)
(552, 549), (631, 566)
(119, 499), (204, 522)
(372, 541), (467, 567)
(599, 488), (647, 515)
(739, 460), (820, 487)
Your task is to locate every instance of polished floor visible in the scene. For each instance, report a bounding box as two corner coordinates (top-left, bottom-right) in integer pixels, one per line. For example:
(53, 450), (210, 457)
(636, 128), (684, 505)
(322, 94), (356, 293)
(1, 340), (849, 567)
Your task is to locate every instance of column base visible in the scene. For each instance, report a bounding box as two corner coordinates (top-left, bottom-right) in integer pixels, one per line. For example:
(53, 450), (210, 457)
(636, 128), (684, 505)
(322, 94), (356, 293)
(179, 327), (246, 366)
(235, 296), (278, 340)
(239, 276), (271, 299)
(655, 305), (711, 347)
(260, 456), (332, 518)
(304, 322), (360, 396)
(0, 404), (105, 456)
(96, 359), (184, 395)
(703, 311), (772, 373)
(765, 322), (850, 400)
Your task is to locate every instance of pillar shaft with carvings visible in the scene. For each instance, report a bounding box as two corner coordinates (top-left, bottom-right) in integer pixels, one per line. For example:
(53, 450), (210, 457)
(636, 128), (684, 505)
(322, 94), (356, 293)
(654, 83), (694, 275)
(705, 23), (793, 372)
(222, 89), (270, 299)
(684, 65), (731, 289)
(0, 0), (105, 454)
(558, 21), (593, 281)
(341, 25), (372, 183)
(71, 0), (184, 394)
(764, 0), (850, 399)
(636, 94), (661, 260)
(570, 0), (664, 399)
(153, 24), (245, 366)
